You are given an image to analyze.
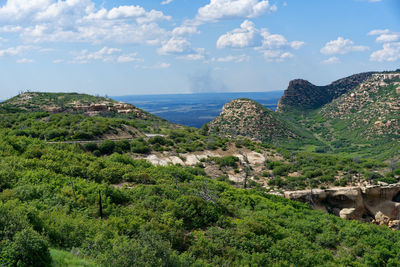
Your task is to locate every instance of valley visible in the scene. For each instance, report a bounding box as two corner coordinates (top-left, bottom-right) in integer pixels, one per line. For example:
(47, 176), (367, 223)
(0, 70), (399, 266)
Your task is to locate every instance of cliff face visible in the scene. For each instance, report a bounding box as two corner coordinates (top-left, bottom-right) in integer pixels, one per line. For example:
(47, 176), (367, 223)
(276, 72), (375, 112)
(284, 184), (400, 229)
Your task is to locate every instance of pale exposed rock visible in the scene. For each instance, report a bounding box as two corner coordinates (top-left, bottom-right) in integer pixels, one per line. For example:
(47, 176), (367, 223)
(285, 184), (400, 228)
(245, 151), (265, 165)
(340, 208), (357, 220)
(145, 155), (169, 166)
(169, 156), (185, 165)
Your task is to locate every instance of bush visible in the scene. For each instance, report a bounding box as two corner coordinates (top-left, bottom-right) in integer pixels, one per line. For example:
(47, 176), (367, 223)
(131, 139), (150, 154)
(99, 140), (115, 155)
(84, 142), (98, 152)
(2, 228), (51, 267)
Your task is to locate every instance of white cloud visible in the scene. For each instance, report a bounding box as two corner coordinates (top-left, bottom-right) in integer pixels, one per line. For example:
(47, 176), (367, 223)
(70, 46), (142, 64)
(180, 53), (205, 61)
(368, 29), (390, 36)
(368, 29), (399, 43)
(321, 57), (340, 64)
(262, 50), (293, 62)
(290, 41), (305, 50)
(0, 45), (36, 57)
(217, 20), (303, 62)
(0, 25), (23, 33)
(172, 26), (200, 36)
(158, 37), (193, 55)
(320, 37), (369, 55)
(16, 58), (34, 63)
(161, 0), (173, 5)
(376, 33), (400, 43)
(217, 20), (260, 48)
(216, 54), (250, 62)
(53, 59), (64, 63)
(0, 1), (170, 46)
(370, 42), (400, 62)
(139, 62), (171, 69)
(117, 53), (143, 63)
(177, 48), (206, 61)
(195, 0), (276, 23)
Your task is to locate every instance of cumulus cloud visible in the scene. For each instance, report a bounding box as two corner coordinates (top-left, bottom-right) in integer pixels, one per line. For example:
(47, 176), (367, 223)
(321, 57), (340, 64)
(368, 29), (399, 43)
(158, 37), (193, 55)
(368, 29), (390, 36)
(177, 48), (206, 61)
(217, 20), (304, 62)
(172, 26), (200, 36)
(117, 53), (143, 63)
(368, 29), (400, 62)
(370, 42), (400, 62)
(216, 54), (250, 63)
(71, 46), (142, 64)
(195, 0), (277, 23)
(138, 62), (171, 69)
(0, 45), (36, 57)
(16, 58), (34, 63)
(217, 20), (260, 48)
(0, 0), (170, 46)
(161, 0), (173, 5)
(320, 37), (369, 55)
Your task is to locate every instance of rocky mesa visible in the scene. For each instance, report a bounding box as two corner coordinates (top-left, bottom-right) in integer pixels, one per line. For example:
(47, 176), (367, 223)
(276, 72), (374, 112)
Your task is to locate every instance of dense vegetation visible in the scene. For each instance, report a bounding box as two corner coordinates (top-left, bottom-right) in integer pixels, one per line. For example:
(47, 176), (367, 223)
(0, 131), (400, 266)
(1, 90), (400, 266)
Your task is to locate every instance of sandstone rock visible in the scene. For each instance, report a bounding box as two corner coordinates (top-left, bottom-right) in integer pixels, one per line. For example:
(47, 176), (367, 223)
(284, 184), (400, 227)
(340, 208), (357, 220)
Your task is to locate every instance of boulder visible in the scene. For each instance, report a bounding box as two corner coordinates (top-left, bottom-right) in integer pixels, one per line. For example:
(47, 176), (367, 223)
(340, 208), (357, 220)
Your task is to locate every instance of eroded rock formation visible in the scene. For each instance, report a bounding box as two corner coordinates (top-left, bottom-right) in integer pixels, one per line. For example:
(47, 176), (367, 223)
(284, 184), (400, 229)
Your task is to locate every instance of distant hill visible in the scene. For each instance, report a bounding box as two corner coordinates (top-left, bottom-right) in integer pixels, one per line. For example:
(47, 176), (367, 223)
(0, 92), (172, 141)
(1, 92), (148, 118)
(208, 98), (318, 145)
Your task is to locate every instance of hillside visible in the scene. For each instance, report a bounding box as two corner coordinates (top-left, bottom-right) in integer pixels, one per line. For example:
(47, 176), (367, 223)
(304, 72), (400, 158)
(276, 72), (374, 112)
(208, 98), (317, 145)
(0, 92), (173, 141)
(0, 90), (399, 266)
(1, 92), (147, 118)
(1, 130), (400, 266)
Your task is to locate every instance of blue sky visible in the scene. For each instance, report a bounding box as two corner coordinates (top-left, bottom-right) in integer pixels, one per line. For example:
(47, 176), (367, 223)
(0, 0), (399, 98)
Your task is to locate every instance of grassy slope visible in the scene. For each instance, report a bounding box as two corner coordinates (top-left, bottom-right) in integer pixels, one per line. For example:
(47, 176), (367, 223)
(51, 249), (96, 267)
(0, 95), (399, 265)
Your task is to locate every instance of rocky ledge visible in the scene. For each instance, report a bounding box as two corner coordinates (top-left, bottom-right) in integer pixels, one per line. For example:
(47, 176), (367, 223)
(284, 184), (400, 229)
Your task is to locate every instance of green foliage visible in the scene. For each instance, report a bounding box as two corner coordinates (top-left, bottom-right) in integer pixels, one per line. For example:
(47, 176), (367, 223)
(50, 249), (96, 267)
(0, 90), (399, 266)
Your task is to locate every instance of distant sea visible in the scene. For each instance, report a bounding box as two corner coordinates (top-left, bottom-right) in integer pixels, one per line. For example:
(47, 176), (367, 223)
(113, 91), (283, 128)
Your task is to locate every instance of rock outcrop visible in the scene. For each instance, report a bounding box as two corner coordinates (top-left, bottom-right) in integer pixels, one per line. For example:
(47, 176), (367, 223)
(284, 184), (400, 229)
(276, 72), (374, 112)
(208, 98), (308, 143)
